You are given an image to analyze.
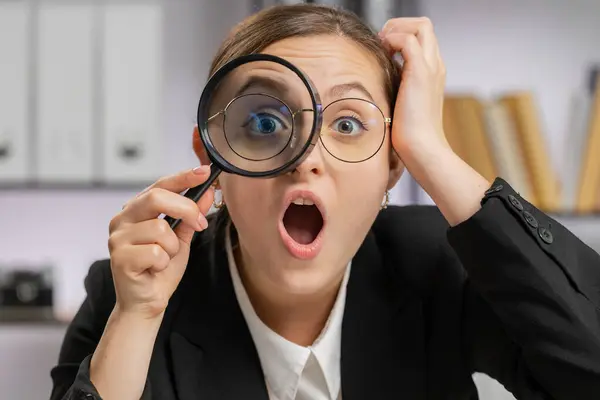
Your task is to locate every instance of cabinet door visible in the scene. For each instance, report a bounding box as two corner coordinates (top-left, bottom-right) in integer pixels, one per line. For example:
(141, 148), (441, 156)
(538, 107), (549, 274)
(0, 1), (31, 183)
(36, 2), (95, 183)
(102, 3), (163, 184)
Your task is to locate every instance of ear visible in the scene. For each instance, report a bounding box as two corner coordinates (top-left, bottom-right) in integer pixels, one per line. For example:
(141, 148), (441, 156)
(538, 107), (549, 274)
(192, 125), (211, 166)
(386, 148), (405, 191)
(193, 126), (222, 190)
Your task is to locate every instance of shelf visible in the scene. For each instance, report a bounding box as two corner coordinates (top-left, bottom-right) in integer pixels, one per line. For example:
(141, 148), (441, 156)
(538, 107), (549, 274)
(0, 181), (153, 192)
(0, 320), (68, 329)
(552, 214), (600, 252)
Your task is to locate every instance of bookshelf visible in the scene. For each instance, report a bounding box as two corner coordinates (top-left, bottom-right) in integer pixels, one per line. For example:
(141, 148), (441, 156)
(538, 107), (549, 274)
(404, 0), (600, 218)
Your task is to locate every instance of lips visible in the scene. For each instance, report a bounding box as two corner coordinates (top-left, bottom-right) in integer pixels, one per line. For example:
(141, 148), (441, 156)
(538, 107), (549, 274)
(278, 189), (326, 260)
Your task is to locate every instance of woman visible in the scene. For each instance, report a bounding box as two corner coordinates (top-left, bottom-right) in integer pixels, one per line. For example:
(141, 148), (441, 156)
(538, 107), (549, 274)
(50, 4), (600, 400)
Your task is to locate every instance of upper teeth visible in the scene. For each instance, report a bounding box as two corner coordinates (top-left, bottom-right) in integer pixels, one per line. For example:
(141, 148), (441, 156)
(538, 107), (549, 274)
(292, 198), (315, 206)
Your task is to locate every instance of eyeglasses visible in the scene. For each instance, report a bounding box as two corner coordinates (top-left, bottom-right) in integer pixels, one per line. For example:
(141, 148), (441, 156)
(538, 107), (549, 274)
(207, 93), (392, 163)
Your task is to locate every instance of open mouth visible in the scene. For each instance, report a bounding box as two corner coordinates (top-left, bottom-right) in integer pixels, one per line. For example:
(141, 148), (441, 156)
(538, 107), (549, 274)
(279, 191), (326, 259)
(283, 201), (324, 244)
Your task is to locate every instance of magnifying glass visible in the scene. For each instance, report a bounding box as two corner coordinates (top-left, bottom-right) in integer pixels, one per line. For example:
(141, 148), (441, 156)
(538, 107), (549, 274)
(164, 54), (323, 229)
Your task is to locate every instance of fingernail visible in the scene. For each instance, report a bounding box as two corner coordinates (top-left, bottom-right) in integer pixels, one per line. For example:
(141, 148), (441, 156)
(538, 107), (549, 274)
(193, 165), (210, 175)
(197, 213), (208, 231)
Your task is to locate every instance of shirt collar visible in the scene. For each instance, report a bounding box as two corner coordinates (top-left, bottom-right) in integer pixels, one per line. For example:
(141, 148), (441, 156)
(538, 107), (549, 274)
(226, 224), (350, 400)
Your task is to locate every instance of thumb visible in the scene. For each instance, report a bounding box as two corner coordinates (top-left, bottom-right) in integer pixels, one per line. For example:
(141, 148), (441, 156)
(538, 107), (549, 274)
(174, 186), (215, 245)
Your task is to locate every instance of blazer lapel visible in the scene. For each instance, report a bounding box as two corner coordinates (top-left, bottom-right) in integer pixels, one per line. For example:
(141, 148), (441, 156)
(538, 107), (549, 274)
(341, 231), (427, 400)
(169, 229), (269, 400)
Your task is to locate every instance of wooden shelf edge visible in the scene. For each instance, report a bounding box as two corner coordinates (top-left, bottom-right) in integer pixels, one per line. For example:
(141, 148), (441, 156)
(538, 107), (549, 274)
(0, 182), (153, 191)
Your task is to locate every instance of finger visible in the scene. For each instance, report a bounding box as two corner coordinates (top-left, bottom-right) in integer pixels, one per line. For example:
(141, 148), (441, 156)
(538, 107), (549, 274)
(112, 244), (171, 275)
(123, 165), (212, 210)
(381, 17), (433, 40)
(172, 186), (215, 244)
(109, 219), (180, 259)
(384, 33), (428, 73)
(121, 187), (207, 229)
(381, 17), (438, 67)
(197, 185), (215, 216)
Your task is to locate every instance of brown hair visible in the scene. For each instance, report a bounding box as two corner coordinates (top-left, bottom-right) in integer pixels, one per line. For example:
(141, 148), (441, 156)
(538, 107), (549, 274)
(209, 3), (400, 106)
(201, 3), (400, 251)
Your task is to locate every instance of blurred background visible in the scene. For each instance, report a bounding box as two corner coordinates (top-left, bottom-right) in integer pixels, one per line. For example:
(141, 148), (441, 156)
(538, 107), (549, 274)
(1, 0), (599, 399)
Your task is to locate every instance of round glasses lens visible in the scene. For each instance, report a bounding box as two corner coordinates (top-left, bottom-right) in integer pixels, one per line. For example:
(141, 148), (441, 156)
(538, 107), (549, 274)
(320, 98), (386, 162)
(223, 94), (294, 161)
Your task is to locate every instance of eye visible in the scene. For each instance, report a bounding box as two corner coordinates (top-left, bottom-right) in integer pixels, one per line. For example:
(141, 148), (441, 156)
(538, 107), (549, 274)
(242, 112), (288, 135)
(331, 116), (365, 135)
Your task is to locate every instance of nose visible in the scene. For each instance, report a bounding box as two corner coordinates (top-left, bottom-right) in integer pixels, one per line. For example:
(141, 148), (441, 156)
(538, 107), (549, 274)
(291, 141), (326, 177)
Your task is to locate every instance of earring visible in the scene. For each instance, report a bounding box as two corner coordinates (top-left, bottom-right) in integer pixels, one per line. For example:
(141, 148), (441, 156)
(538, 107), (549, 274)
(213, 186), (224, 209)
(381, 190), (390, 210)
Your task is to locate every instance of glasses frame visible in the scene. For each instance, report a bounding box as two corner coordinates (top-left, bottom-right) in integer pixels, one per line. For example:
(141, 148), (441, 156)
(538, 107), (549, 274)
(208, 94), (392, 164)
(207, 93), (314, 163)
(320, 97), (392, 163)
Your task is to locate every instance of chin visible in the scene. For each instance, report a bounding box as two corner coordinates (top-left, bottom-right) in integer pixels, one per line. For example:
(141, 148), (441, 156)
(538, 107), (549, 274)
(271, 259), (337, 296)
(264, 238), (345, 296)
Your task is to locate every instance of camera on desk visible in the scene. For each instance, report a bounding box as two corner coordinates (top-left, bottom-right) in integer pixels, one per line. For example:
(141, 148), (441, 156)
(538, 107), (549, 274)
(0, 267), (54, 322)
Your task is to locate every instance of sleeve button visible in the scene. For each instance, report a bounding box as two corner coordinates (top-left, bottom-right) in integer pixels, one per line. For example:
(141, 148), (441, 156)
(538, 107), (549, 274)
(508, 194), (524, 211)
(485, 184), (503, 195)
(538, 227), (553, 244)
(523, 211), (538, 228)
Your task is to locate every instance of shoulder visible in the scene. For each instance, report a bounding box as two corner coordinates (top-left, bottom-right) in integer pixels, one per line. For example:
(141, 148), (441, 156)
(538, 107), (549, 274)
(371, 205), (465, 294)
(372, 204), (450, 255)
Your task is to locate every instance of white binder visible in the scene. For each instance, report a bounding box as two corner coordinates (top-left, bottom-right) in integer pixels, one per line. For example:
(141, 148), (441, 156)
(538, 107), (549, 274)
(0, 2), (31, 184)
(36, 3), (95, 184)
(101, 3), (164, 184)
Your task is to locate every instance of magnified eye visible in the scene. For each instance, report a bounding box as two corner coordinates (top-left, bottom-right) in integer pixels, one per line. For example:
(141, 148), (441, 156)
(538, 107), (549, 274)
(331, 116), (366, 135)
(242, 111), (289, 136)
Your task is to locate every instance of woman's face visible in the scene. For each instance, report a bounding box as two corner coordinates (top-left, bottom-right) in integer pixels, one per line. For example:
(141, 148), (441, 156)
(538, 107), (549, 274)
(198, 34), (403, 295)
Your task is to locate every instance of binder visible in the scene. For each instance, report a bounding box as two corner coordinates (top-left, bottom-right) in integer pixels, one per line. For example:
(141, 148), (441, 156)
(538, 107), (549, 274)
(36, 3), (95, 184)
(0, 2), (31, 184)
(101, 3), (164, 184)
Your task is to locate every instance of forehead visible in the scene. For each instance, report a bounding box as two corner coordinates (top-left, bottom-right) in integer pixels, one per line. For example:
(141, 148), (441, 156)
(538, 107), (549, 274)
(260, 35), (387, 106)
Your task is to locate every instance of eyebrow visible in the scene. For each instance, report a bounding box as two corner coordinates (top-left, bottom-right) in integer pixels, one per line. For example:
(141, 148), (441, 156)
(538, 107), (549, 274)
(235, 75), (290, 97)
(326, 81), (375, 102)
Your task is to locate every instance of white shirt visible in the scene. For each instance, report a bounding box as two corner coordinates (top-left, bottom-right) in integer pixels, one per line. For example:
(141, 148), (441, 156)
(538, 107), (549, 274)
(226, 226), (351, 400)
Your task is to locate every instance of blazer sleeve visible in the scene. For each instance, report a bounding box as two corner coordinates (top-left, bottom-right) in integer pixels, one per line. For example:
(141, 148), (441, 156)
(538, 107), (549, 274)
(49, 259), (114, 400)
(445, 178), (600, 399)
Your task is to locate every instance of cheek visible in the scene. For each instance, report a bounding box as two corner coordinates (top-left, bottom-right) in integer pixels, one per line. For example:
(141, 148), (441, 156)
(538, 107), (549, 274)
(220, 175), (276, 226)
(335, 156), (390, 212)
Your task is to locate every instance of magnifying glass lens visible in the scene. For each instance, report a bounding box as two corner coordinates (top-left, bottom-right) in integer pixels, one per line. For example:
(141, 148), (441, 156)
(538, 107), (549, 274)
(203, 59), (316, 173)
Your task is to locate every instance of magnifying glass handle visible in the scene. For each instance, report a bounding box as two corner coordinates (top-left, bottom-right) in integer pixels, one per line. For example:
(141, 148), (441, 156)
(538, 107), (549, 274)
(164, 163), (221, 230)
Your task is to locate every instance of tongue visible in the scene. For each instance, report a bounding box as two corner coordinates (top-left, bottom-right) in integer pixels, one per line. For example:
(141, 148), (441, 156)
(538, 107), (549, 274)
(283, 204), (323, 245)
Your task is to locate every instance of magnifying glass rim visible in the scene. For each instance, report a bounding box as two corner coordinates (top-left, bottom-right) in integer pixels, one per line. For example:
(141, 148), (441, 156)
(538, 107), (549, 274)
(197, 53), (322, 177)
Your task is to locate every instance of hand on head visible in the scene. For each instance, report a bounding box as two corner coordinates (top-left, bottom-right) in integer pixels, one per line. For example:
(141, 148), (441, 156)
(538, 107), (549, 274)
(378, 17), (449, 156)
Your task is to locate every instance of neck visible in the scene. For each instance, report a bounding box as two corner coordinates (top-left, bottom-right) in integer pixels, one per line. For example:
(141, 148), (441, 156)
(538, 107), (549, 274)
(235, 246), (343, 347)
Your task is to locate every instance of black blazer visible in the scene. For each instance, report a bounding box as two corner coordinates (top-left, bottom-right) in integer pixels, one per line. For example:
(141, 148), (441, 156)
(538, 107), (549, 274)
(50, 179), (600, 400)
